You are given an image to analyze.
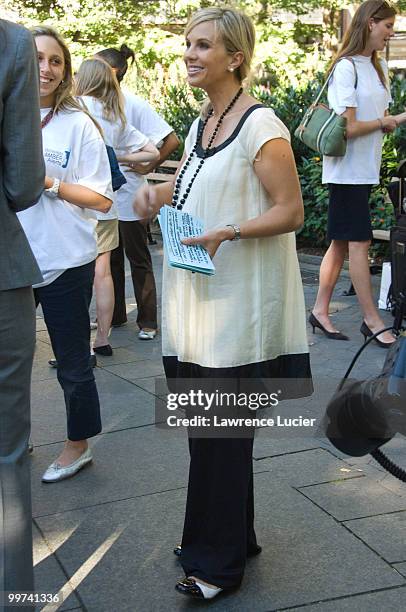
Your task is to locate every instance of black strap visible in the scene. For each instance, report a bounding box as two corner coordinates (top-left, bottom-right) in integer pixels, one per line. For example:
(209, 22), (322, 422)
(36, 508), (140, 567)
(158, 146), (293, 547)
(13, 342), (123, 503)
(329, 57), (358, 90)
(312, 57), (358, 109)
(196, 104), (265, 157)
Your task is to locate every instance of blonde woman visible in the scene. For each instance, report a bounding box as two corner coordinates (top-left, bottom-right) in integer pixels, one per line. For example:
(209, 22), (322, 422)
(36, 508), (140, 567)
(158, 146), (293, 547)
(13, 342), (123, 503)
(311, 0), (406, 347)
(94, 45), (179, 341)
(18, 26), (113, 482)
(135, 6), (312, 600)
(75, 58), (159, 355)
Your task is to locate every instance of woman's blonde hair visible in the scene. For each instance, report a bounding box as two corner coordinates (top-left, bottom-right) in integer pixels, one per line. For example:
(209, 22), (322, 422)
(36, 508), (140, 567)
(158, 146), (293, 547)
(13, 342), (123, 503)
(74, 58), (127, 128)
(331, 0), (396, 88)
(185, 6), (255, 85)
(185, 7), (255, 118)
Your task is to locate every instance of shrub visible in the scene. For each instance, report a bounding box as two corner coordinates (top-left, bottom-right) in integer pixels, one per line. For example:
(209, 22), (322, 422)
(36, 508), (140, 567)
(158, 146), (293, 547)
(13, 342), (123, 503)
(159, 84), (205, 159)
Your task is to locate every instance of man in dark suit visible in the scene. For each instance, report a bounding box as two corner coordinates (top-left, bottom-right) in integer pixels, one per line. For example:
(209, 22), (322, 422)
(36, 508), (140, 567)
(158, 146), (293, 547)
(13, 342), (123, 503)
(0, 19), (45, 608)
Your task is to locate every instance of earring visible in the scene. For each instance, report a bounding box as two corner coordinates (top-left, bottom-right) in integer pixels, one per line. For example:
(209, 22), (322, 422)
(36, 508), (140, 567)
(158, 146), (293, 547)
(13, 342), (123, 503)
(228, 67), (234, 72)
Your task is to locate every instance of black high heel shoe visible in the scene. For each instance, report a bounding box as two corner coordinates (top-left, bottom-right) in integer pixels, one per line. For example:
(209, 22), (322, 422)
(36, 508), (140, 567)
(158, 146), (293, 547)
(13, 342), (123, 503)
(308, 313), (349, 341)
(360, 321), (395, 348)
(93, 344), (113, 356)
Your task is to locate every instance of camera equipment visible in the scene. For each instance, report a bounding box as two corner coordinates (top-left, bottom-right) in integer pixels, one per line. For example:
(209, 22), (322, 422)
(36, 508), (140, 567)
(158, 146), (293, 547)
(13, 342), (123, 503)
(323, 162), (406, 481)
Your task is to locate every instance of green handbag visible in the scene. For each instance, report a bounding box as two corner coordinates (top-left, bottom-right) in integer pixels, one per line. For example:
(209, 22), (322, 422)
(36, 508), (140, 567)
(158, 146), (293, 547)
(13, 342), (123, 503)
(294, 58), (358, 157)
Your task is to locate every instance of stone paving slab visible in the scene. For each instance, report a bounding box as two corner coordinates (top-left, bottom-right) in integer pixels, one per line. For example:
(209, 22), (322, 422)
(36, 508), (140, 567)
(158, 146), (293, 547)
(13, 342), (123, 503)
(93, 346), (154, 366)
(36, 330), (53, 346)
(255, 448), (365, 488)
(33, 524), (80, 611)
(299, 478), (406, 522)
(288, 586), (406, 612)
(32, 341), (58, 383)
(393, 563), (406, 578)
(344, 511), (406, 563)
(122, 375), (169, 398)
(103, 327), (162, 356)
(102, 358), (165, 381)
(31, 425), (188, 518)
(253, 433), (322, 460)
(31, 370), (162, 446)
(35, 471), (405, 612)
(35, 317), (48, 332)
(325, 435), (406, 492)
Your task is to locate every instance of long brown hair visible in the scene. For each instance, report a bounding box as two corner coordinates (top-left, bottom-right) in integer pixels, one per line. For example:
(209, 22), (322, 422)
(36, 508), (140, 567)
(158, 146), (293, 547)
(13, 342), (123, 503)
(331, 0), (396, 88)
(31, 25), (84, 115)
(31, 25), (103, 137)
(74, 58), (127, 129)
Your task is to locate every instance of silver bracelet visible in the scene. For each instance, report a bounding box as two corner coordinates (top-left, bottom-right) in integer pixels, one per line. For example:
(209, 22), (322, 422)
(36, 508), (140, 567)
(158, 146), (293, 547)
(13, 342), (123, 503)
(45, 177), (61, 198)
(226, 224), (241, 241)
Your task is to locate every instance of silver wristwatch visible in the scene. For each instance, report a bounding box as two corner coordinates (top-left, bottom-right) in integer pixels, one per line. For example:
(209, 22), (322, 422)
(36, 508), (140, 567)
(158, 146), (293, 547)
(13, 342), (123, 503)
(226, 224), (241, 241)
(45, 177), (61, 198)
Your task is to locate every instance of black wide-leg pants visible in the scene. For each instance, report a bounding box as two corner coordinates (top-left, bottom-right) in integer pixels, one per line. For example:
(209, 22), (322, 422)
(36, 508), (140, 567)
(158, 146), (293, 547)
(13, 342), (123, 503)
(180, 435), (258, 589)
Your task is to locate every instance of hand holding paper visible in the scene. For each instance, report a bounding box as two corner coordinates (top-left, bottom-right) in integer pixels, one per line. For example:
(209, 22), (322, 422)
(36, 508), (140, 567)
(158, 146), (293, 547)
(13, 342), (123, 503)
(181, 230), (223, 259)
(158, 205), (215, 275)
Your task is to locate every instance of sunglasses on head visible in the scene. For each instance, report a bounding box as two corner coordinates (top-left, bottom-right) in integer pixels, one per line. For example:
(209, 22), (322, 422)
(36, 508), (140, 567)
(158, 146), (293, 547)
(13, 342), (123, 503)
(372, 1), (395, 18)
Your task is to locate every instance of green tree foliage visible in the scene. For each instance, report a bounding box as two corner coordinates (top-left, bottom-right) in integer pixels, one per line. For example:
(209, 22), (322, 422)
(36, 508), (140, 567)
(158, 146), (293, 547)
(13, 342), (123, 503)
(5, 0), (404, 248)
(5, 1), (160, 43)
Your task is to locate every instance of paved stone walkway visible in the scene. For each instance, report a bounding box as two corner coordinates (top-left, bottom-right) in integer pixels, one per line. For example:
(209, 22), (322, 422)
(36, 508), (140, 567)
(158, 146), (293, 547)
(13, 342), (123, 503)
(31, 238), (406, 611)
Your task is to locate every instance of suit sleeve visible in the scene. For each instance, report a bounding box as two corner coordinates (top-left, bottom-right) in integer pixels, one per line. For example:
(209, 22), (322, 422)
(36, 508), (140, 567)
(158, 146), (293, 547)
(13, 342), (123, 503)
(2, 28), (45, 211)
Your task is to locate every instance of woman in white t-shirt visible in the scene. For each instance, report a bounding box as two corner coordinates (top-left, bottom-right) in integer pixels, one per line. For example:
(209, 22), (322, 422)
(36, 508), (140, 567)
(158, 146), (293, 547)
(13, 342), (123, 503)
(311, 0), (406, 348)
(18, 26), (113, 483)
(74, 58), (159, 355)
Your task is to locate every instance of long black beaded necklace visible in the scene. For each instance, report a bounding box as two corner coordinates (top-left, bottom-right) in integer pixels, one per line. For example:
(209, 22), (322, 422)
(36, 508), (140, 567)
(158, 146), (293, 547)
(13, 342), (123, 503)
(172, 87), (243, 210)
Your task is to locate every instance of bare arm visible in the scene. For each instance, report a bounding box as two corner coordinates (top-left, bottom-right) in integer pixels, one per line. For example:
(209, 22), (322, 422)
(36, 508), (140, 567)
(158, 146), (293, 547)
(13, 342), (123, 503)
(182, 139), (304, 257)
(392, 111), (406, 126)
(343, 107), (397, 138)
(239, 138), (303, 237)
(3, 28), (45, 211)
(116, 141), (160, 164)
(45, 176), (112, 213)
(127, 131), (180, 175)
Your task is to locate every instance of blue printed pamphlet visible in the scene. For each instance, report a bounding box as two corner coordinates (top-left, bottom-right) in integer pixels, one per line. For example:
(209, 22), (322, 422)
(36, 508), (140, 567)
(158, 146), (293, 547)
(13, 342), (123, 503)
(158, 205), (215, 275)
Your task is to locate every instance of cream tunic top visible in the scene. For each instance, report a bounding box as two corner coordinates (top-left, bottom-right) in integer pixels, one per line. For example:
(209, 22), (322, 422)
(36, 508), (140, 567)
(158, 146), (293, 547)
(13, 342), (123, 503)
(162, 106), (309, 369)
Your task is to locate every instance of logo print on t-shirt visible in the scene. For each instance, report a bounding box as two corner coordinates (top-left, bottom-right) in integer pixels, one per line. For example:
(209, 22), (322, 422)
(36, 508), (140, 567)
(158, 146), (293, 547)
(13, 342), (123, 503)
(44, 148), (71, 168)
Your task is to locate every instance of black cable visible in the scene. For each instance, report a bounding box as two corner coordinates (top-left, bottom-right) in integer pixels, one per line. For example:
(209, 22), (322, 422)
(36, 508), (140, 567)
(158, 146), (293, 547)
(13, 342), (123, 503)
(339, 326), (394, 388)
(338, 325), (406, 482)
(371, 448), (406, 482)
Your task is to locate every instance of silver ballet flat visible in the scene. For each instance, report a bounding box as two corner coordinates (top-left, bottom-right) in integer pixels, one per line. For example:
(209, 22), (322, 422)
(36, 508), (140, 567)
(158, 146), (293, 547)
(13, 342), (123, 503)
(42, 448), (92, 483)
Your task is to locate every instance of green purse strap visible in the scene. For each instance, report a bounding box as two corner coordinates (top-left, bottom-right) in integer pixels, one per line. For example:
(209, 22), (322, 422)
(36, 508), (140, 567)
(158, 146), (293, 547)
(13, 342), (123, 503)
(312, 57), (358, 108)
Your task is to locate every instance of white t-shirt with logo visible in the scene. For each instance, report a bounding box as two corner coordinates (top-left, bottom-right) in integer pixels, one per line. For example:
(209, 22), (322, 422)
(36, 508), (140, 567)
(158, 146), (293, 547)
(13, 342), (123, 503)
(80, 96), (149, 221)
(116, 90), (174, 221)
(18, 108), (113, 287)
(322, 56), (392, 185)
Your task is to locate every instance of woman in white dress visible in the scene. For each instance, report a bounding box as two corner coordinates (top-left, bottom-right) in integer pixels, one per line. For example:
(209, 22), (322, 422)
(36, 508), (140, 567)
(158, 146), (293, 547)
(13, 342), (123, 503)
(74, 58), (159, 355)
(135, 7), (312, 600)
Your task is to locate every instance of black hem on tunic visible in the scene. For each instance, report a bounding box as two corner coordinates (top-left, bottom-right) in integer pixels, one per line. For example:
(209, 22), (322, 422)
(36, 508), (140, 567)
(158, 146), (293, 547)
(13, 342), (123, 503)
(163, 353), (313, 399)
